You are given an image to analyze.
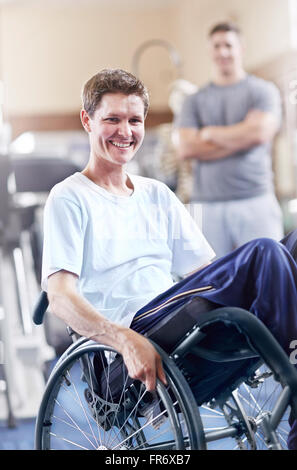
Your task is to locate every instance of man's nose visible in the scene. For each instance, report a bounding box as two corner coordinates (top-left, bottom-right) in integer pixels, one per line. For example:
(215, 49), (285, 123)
(118, 120), (132, 137)
(219, 46), (230, 57)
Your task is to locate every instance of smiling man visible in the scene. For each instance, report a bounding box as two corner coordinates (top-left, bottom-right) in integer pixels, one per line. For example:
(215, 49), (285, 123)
(42, 69), (297, 448)
(42, 69), (216, 391)
(81, 91), (145, 190)
(176, 22), (284, 258)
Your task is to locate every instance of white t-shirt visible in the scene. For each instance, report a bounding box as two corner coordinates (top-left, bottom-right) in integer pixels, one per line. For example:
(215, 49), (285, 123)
(42, 172), (215, 327)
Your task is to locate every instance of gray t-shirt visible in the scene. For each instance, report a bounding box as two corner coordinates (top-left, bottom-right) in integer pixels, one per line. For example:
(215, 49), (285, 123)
(176, 75), (282, 202)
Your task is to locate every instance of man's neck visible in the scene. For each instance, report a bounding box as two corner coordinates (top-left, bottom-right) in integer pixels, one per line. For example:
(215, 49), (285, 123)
(213, 68), (246, 86)
(81, 162), (134, 197)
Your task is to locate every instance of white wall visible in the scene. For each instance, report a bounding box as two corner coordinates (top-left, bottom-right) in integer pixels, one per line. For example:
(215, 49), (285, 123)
(0, 0), (294, 115)
(0, 1), (178, 114)
(174, 0), (293, 87)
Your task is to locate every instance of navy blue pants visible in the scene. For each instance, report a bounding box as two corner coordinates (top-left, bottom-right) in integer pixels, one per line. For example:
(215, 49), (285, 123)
(130, 237), (297, 449)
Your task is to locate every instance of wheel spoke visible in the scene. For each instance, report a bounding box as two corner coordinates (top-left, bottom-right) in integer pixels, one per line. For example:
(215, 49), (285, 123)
(37, 342), (198, 450)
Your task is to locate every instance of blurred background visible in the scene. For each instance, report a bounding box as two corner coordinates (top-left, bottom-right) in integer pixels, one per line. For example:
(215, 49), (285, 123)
(1, 0), (297, 449)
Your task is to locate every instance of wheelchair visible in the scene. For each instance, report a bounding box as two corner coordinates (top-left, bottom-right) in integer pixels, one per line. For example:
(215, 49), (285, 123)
(33, 292), (297, 450)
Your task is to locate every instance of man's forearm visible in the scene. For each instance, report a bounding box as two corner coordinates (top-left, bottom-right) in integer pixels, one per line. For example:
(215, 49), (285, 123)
(202, 111), (278, 152)
(177, 111), (278, 160)
(47, 272), (167, 391)
(48, 279), (128, 350)
(202, 123), (259, 152)
(177, 128), (234, 161)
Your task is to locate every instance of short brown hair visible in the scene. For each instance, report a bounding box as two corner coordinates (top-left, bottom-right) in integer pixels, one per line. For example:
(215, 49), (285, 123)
(81, 68), (149, 118)
(208, 21), (241, 37)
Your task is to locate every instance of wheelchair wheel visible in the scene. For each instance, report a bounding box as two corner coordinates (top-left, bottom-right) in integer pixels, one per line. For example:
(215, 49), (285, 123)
(35, 341), (205, 450)
(199, 364), (290, 450)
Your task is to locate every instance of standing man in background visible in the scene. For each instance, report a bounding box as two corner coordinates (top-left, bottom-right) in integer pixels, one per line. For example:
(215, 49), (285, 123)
(176, 21), (284, 258)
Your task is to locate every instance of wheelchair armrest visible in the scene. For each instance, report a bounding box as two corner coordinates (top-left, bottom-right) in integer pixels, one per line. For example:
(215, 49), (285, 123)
(190, 345), (259, 363)
(33, 291), (49, 325)
(171, 321), (259, 362)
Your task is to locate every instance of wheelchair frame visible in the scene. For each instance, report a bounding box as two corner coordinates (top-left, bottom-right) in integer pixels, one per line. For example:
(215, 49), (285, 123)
(33, 293), (297, 450)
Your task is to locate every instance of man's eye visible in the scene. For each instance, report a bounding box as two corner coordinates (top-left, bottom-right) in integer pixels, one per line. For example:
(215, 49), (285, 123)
(105, 117), (118, 122)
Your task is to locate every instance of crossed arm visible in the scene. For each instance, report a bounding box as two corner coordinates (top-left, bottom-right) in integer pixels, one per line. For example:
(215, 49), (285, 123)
(47, 270), (167, 391)
(176, 109), (279, 161)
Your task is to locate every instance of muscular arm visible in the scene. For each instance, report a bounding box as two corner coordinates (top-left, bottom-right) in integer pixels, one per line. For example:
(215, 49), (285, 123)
(47, 270), (167, 391)
(202, 110), (279, 152)
(177, 110), (279, 161)
(175, 128), (233, 161)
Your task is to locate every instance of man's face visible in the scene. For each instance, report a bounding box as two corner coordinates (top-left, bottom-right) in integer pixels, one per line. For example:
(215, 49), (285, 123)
(209, 31), (243, 75)
(82, 92), (145, 167)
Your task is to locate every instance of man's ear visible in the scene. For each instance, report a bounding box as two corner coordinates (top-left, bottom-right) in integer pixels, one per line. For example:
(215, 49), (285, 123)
(80, 109), (91, 133)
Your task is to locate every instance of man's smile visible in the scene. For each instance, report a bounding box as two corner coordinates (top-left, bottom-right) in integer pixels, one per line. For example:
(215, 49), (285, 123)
(109, 140), (134, 148)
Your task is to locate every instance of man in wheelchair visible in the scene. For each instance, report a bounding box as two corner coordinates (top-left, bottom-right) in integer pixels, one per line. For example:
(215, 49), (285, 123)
(42, 68), (297, 449)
